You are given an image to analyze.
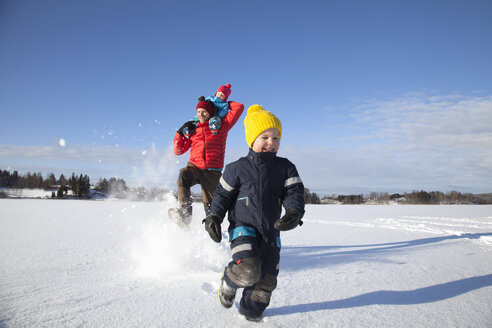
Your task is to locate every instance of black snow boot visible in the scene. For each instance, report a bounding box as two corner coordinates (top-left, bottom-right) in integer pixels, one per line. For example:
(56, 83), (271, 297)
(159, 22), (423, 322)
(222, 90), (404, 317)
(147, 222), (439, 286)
(218, 274), (236, 308)
(244, 315), (262, 322)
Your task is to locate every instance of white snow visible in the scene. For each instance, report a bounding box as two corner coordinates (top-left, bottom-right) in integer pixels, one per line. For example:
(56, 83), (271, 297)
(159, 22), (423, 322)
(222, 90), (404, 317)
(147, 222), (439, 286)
(0, 200), (491, 327)
(1, 188), (54, 199)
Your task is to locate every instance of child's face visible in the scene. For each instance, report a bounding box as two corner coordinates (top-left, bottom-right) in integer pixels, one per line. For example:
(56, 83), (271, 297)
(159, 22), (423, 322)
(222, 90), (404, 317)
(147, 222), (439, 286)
(196, 108), (211, 123)
(216, 92), (226, 101)
(252, 128), (280, 153)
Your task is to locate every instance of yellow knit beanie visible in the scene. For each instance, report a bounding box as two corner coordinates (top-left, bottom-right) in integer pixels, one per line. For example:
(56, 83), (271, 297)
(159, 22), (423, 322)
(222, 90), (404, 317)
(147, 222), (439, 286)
(244, 104), (282, 148)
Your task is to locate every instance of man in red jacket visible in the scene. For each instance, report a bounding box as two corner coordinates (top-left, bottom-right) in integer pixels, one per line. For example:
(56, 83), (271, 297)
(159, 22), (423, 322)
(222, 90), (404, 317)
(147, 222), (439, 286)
(170, 88), (244, 227)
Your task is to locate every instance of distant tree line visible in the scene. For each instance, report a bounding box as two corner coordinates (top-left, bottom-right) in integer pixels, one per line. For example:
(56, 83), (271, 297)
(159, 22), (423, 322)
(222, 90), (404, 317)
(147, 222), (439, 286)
(2, 170), (491, 204)
(322, 190), (492, 205)
(0, 170), (164, 201)
(336, 194), (365, 204)
(1, 170), (325, 203)
(304, 188), (321, 204)
(1, 170), (51, 189)
(0, 170), (93, 199)
(400, 190), (492, 204)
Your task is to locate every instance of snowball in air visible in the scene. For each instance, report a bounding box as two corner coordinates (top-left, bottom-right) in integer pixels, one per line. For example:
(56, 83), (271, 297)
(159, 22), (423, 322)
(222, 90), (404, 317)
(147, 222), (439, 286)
(58, 138), (66, 147)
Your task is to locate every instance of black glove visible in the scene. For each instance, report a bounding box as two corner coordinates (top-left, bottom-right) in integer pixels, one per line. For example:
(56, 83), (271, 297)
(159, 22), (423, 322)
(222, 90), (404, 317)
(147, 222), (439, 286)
(202, 214), (222, 243)
(274, 209), (303, 231)
(177, 121), (197, 138)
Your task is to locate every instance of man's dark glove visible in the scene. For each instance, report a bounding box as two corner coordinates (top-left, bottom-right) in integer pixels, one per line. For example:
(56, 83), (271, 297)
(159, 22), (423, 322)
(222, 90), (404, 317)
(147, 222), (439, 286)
(274, 209), (303, 231)
(177, 121), (197, 138)
(202, 214), (222, 243)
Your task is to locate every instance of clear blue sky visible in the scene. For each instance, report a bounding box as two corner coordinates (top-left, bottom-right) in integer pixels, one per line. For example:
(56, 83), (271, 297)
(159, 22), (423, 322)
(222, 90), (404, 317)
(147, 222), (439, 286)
(1, 0), (491, 195)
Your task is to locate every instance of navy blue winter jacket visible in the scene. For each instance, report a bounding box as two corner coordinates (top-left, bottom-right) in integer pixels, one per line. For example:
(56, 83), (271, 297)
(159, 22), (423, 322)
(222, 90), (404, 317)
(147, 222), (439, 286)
(209, 149), (305, 243)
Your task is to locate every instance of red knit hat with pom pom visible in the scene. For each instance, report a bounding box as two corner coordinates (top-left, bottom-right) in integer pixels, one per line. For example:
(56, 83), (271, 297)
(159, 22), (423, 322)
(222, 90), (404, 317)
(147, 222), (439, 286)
(196, 100), (214, 116)
(216, 83), (231, 101)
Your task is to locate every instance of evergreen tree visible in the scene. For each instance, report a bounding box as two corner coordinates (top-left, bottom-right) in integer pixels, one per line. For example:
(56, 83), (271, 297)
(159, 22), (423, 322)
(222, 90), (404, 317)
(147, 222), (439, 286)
(70, 173), (78, 196)
(304, 188), (321, 204)
(35, 172), (44, 188)
(77, 174), (90, 198)
(416, 191), (431, 204)
(59, 174), (67, 186)
(57, 185), (68, 198)
(84, 174), (90, 197)
(46, 173), (56, 188)
(10, 171), (19, 187)
(108, 177), (127, 198)
(95, 178), (109, 193)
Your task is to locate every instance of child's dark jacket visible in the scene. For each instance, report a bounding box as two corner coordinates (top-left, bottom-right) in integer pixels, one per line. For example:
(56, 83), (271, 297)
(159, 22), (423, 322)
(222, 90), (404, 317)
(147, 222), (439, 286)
(209, 149), (305, 243)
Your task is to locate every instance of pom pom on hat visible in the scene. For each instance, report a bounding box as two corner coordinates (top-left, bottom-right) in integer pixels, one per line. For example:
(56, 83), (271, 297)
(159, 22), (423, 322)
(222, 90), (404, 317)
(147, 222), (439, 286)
(244, 104), (282, 148)
(216, 83), (232, 101)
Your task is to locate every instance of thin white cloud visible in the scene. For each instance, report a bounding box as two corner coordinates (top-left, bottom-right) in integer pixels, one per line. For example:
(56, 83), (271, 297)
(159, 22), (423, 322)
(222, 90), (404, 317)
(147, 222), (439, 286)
(0, 144), (150, 164)
(353, 94), (492, 148)
(284, 93), (492, 194)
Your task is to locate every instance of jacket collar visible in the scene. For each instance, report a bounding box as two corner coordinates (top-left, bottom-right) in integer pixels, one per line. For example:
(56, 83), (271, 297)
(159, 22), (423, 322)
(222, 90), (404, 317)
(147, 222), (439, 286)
(247, 148), (277, 165)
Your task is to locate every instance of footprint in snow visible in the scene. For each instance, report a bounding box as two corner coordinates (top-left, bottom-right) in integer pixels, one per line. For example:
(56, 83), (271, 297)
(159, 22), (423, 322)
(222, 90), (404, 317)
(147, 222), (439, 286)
(200, 282), (216, 294)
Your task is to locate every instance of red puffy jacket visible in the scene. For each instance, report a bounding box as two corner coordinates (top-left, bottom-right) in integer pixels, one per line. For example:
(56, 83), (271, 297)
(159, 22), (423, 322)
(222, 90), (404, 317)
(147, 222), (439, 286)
(173, 101), (244, 170)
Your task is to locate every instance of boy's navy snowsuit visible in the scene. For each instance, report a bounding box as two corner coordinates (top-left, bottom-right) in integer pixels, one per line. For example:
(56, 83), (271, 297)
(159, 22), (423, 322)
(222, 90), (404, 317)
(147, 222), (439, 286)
(209, 148), (305, 318)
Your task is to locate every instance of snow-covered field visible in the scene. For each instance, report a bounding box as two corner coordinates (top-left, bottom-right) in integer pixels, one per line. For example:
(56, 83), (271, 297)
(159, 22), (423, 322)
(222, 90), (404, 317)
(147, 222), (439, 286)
(0, 199), (491, 327)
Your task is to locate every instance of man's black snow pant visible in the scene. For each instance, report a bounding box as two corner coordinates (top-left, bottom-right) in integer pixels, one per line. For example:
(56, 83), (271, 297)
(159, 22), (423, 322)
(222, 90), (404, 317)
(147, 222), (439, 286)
(176, 162), (221, 224)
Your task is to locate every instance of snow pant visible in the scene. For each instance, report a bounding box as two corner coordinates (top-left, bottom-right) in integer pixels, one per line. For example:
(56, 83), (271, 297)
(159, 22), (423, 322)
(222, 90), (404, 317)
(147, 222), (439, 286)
(223, 233), (280, 319)
(176, 162), (221, 223)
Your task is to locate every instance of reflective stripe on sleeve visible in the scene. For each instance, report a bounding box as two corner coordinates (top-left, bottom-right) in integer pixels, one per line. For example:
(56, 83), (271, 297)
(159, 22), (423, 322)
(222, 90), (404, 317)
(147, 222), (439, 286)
(284, 176), (302, 187)
(219, 176), (235, 192)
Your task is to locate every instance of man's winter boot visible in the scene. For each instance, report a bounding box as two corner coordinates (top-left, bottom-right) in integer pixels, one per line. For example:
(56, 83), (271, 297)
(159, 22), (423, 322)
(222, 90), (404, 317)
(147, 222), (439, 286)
(218, 274), (236, 308)
(168, 208), (191, 228)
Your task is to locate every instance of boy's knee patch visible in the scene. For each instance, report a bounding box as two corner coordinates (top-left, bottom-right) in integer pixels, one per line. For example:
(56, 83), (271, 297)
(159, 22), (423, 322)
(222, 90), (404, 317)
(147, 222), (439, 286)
(227, 257), (261, 287)
(251, 273), (277, 304)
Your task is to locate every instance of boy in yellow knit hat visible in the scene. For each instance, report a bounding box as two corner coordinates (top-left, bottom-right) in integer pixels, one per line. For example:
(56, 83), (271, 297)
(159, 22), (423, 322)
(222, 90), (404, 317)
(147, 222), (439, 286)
(203, 104), (305, 322)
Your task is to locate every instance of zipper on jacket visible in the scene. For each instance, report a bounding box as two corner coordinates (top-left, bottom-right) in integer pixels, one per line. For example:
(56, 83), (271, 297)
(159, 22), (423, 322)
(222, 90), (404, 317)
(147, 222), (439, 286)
(202, 125), (207, 167)
(258, 158), (262, 222)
